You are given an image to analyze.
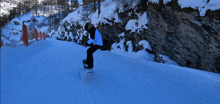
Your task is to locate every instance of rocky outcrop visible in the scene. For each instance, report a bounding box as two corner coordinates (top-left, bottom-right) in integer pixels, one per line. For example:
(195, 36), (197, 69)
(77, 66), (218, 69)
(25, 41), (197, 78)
(144, 3), (220, 73)
(56, 1), (220, 73)
(98, 1), (220, 73)
(13, 21), (20, 25)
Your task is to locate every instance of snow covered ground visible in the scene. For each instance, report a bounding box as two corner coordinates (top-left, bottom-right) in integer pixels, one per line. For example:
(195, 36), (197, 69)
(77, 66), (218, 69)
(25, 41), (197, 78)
(1, 38), (220, 104)
(1, 1), (220, 103)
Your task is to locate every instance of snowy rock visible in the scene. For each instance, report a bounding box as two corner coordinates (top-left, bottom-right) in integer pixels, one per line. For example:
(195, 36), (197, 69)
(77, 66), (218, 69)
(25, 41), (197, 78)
(107, 0), (220, 72)
(13, 21), (20, 25)
(125, 11), (149, 34)
(138, 40), (152, 52)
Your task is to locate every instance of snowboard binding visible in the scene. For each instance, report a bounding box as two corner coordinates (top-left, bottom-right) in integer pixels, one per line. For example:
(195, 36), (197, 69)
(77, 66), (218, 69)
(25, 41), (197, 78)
(82, 59), (93, 69)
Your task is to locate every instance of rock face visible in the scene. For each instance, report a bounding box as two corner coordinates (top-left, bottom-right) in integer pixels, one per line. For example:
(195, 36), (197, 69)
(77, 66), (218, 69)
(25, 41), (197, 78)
(144, 3), (220, 73)
(56, 1), (220, 73)
(98, 23), (123, 50)
(99, 2), (220, 73)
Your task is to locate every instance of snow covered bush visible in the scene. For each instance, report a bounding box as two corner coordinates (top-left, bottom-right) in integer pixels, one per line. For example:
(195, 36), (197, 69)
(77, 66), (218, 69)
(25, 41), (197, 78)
(125, 12), (149, 34)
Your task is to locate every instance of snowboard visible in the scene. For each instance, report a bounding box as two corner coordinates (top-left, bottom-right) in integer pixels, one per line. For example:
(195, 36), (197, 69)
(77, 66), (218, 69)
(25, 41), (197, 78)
(79, 60), (96, 83)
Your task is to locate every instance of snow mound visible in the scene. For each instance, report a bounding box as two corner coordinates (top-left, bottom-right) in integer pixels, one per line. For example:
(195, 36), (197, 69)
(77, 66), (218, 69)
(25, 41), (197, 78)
(138, 40), (152, 51)
(125, 12), (149, 34)
(159, 54), (178, 65)
(111, 39), (154, 61)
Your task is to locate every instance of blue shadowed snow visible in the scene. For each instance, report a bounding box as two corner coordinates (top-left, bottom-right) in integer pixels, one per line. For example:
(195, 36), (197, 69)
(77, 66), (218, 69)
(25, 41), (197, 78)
(1, 38), (220, 104)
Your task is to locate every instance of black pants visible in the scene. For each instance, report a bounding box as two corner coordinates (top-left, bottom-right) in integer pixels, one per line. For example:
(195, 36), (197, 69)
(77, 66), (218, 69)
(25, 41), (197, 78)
(86, 45), (100, 68)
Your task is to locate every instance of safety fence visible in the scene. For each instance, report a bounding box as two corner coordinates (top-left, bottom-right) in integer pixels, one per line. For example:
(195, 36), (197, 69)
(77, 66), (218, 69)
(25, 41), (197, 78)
(23, 24), (46, 46)
(1, 24), (46, 48)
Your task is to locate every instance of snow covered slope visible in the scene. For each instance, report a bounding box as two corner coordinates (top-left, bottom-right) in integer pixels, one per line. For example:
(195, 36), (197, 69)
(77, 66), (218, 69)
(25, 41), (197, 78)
(1, 39), (219, 104)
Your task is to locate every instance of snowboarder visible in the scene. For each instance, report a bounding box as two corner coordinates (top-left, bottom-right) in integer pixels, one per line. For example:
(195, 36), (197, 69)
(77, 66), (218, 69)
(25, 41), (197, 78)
(83, 23), (103, 69)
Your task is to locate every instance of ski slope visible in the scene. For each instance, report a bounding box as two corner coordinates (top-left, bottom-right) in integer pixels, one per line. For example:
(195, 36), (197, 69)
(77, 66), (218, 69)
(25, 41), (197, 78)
(1, 39), (220, 104)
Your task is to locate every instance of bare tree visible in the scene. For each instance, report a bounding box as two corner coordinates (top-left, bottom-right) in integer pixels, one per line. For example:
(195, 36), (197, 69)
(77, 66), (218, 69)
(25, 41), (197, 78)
(34, 0), (39, 16)
(71, 0), (79, 9)
(139, 0), (148, 12)
(91, 0), (100, 17)
(98, 0), (100, 17)
(17, 2), (22, 14)
(94, 0), (96, 11)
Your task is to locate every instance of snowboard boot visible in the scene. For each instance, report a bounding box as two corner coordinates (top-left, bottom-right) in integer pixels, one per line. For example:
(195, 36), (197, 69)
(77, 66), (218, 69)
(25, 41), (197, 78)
(84, 65), (93, 69)
(82, 59), (87, 64)
(83, 59), (93, 69)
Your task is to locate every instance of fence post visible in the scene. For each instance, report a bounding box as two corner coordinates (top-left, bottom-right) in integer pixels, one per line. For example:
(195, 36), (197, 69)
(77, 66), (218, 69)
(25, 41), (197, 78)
(22, 24), (28, 46)
(1, 42), (3, 48)
(40, 32), (42, 39)
(43, 32), (45, 40)
(34, 29), (38, 41)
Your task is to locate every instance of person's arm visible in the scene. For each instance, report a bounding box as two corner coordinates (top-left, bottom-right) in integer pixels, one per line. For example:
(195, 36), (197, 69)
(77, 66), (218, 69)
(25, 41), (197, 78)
(87, 27), (96, 45)
(87, 39), (95, 44)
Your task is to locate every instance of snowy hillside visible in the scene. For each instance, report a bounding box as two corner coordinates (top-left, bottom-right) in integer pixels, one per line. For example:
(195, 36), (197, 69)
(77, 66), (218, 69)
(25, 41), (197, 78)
(0, 1), (17, 17)
(1, 38), (220, 104)
(1, 5), (61, 45)
(1, 12), (48, 44)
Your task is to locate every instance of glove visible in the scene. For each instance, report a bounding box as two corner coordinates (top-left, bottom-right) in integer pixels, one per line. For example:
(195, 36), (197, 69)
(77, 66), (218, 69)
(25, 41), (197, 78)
(86, 42), (92, 46)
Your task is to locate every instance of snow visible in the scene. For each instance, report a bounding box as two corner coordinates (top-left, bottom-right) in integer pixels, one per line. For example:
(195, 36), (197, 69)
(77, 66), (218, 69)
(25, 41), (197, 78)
(1, 38), (220, 104)
(62, 0), (123, 28)
(111, 39), (154, 62)
(119, 32), (125, 37)
(1, 11), (47, 45)
(62, 6), (85, 27)
(90, 0), (122, 27)
(125, 12), (149, 33)
(138, 40), (152, 51)
(111, 38), (126, 53)
(159, 54), (178, 65)
(178, 0), (220, 16)
(0, 2), (17, 17)
(163, 0), (172, 4)
(148, 0), (220, 16)
(1, 1), (220, 103)
(149, 0), (159, 4)
(126, 41), (133, 53)
(125, 19), (138, 33)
